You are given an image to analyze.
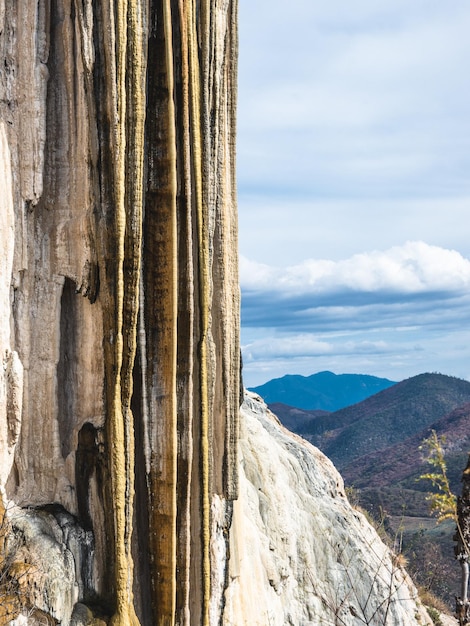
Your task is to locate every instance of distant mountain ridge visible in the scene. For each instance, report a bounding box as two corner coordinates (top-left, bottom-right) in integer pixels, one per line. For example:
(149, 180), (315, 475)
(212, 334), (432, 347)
(259, 372), (470, 505)
(274, 372), (470, 471)
(249, 370), (396, 411)
(341, 400), (470, 492)
(267, 371), (470, 608)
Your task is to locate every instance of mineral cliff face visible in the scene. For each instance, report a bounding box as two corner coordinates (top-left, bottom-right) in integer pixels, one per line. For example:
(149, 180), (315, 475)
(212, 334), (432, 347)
(0, 1), (436, 625)
(1, 1), (238, 624)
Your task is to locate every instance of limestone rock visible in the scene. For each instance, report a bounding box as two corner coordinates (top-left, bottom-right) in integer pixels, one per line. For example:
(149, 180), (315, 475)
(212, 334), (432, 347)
(224, 392), (433, 626)
(5, 506), (79, 624)
(1, 1), (239, 623)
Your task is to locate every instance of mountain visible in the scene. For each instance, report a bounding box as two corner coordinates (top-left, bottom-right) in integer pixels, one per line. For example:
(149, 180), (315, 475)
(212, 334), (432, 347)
(269, 372), (470, 518)
(274, 372), (470, 610)
(267, 402), (329, 432)
(250, 370), (396, 411)
(342, 401), (470, 492)
(300, 373), (470, 470)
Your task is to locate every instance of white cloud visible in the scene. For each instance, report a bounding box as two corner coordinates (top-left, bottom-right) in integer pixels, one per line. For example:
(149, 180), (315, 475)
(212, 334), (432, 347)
(240, 243), (470, 387)
(242, 335), (390, 363)
(241, 242), (470, 296)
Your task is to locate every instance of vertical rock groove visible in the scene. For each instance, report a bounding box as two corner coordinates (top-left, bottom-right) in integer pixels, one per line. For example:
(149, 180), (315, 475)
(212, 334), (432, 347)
(57, 277), (78, 459)
(105, 0), (146, 624)
(186, 2), (212, 623)
(144, 0), (178, 623)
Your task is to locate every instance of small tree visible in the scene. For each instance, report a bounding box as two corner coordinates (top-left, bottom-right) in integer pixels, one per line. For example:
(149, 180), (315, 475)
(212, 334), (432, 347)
(419, 431), (456, 523)
(419, 430), (470, 625)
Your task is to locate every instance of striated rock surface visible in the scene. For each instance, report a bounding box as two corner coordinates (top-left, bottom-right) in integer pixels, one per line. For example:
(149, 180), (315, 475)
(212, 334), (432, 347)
(0, 1), (443, 625)
(1, 1), (238, 623)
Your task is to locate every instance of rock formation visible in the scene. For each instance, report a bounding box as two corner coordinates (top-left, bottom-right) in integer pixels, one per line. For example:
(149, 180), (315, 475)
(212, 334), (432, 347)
(225, 393), (434, 626)
(0, 1), (438, 625)
(1, 1), (238, 623)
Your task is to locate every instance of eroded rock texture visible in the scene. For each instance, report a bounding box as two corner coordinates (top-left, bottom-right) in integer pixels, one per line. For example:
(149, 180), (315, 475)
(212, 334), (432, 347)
(0, 1), (239, 624)
(228, 394), (433, 626)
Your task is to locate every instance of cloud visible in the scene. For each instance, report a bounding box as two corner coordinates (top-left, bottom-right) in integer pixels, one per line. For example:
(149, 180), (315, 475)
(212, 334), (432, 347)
(237, 1), (470, 387)
(242, 335), (390, 363)
(242, 335), (334, 361)
(238, 196), (470, 267)
(238, 0), (470, 205)
(240, 243), (470, 386)
(241, 242), (470, 300)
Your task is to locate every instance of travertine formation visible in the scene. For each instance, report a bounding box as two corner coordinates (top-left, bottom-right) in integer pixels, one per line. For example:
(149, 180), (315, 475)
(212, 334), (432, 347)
(0, 1), (238, 624)
(226, 393), (433, 626)
(0, 1), (443, 625)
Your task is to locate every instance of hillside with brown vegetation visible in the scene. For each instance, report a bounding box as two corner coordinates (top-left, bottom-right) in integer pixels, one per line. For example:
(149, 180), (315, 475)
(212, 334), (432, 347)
(300, 373), (470, 469)
(270, 373), (470, 610)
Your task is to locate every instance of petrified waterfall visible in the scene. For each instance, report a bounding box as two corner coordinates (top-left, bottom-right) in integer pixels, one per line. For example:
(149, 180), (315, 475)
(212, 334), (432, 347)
(0, 2), (440, 625)
(0, 1), (238, 624)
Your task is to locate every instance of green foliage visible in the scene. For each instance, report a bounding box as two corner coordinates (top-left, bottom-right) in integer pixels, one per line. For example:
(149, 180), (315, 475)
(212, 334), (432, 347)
(425, 605), (443, 625)
(418, 430), (457, 523)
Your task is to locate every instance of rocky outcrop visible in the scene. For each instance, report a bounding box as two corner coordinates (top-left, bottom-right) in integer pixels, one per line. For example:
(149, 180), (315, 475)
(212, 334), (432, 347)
(224, 393), (433, 626)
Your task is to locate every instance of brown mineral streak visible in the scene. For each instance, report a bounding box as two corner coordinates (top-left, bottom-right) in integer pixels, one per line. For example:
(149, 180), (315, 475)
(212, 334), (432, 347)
(106, 0), (145, 623)
(186, 1), (212, 623)
(146, 0), (178, 623)
(174, 3), (194, 623)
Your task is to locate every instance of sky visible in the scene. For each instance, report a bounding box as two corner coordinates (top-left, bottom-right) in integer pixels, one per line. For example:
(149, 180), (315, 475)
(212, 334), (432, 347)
(237, 1), (470, 388)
